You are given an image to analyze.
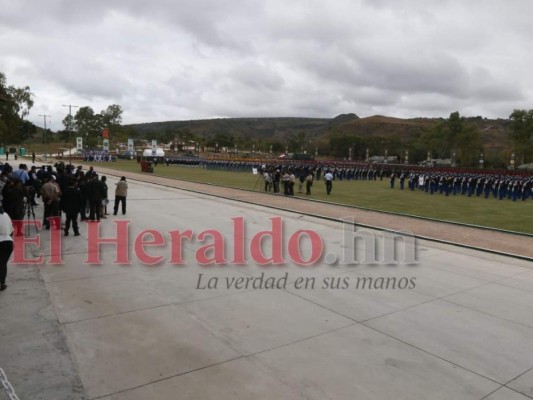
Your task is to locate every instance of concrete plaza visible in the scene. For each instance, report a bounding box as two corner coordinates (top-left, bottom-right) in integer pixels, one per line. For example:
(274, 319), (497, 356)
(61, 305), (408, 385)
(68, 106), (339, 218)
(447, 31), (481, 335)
(1, 175), (533, 399)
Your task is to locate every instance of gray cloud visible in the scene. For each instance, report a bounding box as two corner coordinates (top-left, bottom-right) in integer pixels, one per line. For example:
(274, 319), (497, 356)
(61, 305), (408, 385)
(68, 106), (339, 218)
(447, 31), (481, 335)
(1, 0), (532, 129)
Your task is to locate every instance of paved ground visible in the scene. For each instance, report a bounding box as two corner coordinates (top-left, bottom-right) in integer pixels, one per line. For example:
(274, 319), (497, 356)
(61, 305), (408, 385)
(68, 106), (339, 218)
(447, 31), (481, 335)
(1, 172), (533, 399)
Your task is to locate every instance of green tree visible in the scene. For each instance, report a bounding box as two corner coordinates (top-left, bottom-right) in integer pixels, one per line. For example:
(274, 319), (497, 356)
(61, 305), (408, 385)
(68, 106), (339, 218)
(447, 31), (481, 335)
(205, 132), (235, 148)
(456, 123), (482, 167)
(74, 106), (101, 147)
(61, 114), (75, 143)
(328, 131), (367, 159)
(7, 86), (34, 119)
(447, 111), (463, 150)
(265, 140), (284, 153)
(509, 109), (533, 164)
(100, 104), (123, 129)
(0, 72), (35, 145)
(421, 112), (463, 159)
(19, 119), (37, 143)
(420, 112), (481, 166)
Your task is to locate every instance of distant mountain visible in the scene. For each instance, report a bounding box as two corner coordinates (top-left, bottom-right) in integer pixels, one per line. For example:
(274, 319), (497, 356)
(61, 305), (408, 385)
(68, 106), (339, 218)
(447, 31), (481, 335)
(126, 114), (511, 155)
(128, 116), (331, 141)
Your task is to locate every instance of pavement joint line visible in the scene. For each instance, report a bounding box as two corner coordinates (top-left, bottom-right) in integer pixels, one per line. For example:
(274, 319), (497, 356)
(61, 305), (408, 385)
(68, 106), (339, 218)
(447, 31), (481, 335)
(354, 270), (479, 302)
(89, 321), (360, 400)
(438, 297), (533, 330)
(504, 364), (533, 384)
(423, 262), (532, 284)
(493, 280), (533, 294)
(83, 166), (533, 262)
(58, 283), (259, 326)
(359, 321), (505, 388)
(502, 366), (533, 400)
(359, 296), (442, 325)
(93, 163), (533, 238)
(420, 248), (533, 270)
(59, 301), (179, 326)
(281, 281), (439, 327)
(478, 385), (506, 400)
(484, 269), (533, 295)
(361, 268), (533, 329)
(240, 321), (360, 359)
(502, 388), (533, 400)
(43, 270), (136, 284)
(89, 354), (248, 400)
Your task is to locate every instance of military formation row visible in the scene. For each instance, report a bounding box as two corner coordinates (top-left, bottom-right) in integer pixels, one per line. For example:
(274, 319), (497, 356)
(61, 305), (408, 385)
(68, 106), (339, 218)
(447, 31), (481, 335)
(389, 172), (533, 201)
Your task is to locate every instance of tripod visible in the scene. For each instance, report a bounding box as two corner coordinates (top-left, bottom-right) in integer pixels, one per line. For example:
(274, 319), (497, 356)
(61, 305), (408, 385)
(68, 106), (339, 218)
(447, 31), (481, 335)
(23, 194), (37, 236)
(253, 173), (263, 192)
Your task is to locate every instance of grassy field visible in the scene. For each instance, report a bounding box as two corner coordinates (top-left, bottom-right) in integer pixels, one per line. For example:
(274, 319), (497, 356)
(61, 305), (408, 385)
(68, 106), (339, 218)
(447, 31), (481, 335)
(91, 159), (533, 234)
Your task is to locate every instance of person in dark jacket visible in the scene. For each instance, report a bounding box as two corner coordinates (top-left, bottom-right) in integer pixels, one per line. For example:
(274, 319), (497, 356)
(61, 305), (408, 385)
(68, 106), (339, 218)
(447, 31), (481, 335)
(87, 174), (104, 221)
(2, 178), (25, 236)
(78, 173), (90, 221)
(100, 176), (109, 218)
(62, 179), (81, 236)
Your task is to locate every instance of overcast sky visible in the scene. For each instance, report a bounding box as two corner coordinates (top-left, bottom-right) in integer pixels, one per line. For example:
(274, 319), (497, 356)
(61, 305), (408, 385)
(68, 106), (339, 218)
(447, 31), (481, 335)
(1, 0), (532, 130)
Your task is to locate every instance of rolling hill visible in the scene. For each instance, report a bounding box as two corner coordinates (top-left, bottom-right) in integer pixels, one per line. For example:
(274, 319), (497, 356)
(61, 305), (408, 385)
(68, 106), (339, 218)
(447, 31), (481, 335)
(127, 114), (511, 155)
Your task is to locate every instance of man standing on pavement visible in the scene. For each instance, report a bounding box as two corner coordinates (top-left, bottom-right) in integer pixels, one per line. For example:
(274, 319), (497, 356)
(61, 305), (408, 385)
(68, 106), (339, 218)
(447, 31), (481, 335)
(41, 176), (61, 230)
(305, 170), (314, 195)
(62, 178), (81, 236)
(114, 176), (128, 215)
(324, 169), (333, 195)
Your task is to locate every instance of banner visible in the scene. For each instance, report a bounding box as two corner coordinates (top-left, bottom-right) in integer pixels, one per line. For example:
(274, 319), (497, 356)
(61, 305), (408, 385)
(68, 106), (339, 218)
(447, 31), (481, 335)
(103, 139), (109, 152)
(127, 138), (134, 153)
(76, 137), (83, 151)
(151, 139), (157, 156)
(101, 129), (109, 139)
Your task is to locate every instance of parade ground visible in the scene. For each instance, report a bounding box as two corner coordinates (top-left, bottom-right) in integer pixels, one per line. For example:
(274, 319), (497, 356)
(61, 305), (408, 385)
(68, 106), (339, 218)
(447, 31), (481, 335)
(1, 171), (533, 400)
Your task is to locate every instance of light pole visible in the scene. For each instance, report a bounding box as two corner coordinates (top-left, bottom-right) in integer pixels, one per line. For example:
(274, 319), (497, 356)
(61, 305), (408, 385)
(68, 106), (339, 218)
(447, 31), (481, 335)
(62, 104), (79, 165)
(38, 114), (51, 161)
